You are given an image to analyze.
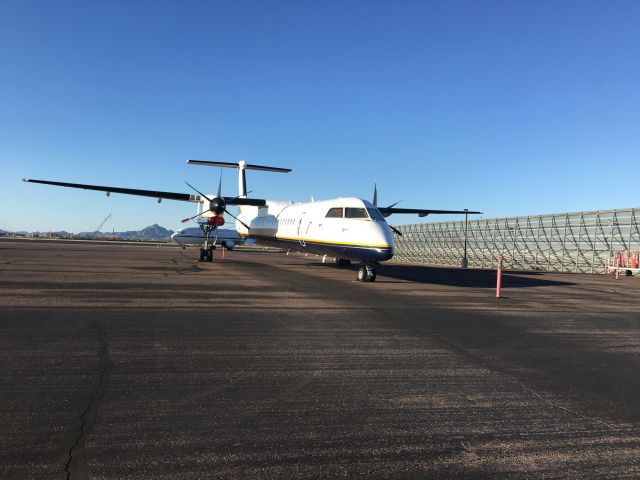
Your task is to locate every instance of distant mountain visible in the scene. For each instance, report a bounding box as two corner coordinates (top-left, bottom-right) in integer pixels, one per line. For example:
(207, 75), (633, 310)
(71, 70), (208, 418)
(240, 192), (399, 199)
(117, 224), (175, 241)
(1, 225), (175, 241)
(78, 224), (174, 241)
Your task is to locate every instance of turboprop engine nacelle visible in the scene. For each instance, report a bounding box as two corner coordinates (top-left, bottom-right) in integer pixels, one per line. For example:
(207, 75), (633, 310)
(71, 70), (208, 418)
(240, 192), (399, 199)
(208, 216), (225, 227)
(209, 197), (226, 215)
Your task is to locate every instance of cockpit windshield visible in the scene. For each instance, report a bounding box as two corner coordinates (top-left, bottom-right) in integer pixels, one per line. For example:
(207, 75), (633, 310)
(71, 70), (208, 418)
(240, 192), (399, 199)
(325, 207), (343, 218)
(367, 207), (386, 222)
(345, 208), (369, 219)
(326, 206), (381, 221)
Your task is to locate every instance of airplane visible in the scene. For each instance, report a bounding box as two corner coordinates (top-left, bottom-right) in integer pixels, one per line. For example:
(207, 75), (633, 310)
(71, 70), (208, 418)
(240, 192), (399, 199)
(171, 223), (242, 250)
(23, 160), (480, 282)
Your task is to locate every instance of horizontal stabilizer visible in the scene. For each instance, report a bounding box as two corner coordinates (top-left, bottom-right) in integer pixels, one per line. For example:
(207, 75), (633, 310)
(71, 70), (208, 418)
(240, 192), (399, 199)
(379, 207), (482, 217)
(22, 178), (201, 203)
(187, 160), (291, 173)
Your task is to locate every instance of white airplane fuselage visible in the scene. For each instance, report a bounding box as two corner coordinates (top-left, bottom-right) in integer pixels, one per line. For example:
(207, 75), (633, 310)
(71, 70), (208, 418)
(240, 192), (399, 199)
(233, 197), (395, 262)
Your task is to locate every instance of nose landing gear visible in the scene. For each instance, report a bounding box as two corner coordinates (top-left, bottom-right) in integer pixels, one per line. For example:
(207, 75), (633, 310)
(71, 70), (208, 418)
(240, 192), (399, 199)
(357, 264), (377, 282)
(199, 246), (214, 262)
(198, 221), (217, 263)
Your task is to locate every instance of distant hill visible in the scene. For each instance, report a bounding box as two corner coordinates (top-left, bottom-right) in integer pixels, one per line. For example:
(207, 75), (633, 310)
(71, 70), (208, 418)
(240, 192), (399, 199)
(78, 224), (174, 241)
(117, 224), (175, 241)
(0, 225), (176, 241)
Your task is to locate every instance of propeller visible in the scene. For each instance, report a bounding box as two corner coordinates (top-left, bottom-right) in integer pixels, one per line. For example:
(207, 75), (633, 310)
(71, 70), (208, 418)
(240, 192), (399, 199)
(372, 183), (403, 234)
(372, 183), (400, 215)
(181, 179), (252, 231)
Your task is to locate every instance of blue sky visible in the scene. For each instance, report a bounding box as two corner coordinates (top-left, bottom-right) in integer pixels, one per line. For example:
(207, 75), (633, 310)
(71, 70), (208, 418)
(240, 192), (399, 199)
(1, 0), (638, 232)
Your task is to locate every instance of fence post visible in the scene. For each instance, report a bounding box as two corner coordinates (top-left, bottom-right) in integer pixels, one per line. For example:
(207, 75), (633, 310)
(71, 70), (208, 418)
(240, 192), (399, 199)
(496, 255), (503, 298)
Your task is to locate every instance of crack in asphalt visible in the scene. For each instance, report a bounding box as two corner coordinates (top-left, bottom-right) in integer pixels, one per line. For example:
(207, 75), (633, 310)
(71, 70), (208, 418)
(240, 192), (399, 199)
(516, 381), (635, 437)
(64, 316), (112, 480)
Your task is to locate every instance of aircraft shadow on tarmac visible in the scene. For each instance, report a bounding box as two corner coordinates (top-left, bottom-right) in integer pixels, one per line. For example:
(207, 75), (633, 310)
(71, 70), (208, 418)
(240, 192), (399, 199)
(309, 263), (575, 288)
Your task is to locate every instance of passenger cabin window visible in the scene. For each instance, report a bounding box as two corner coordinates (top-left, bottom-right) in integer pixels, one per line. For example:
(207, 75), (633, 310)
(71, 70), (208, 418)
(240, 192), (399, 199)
(345, 208), (369, 219)
(325, 207), (344, 218)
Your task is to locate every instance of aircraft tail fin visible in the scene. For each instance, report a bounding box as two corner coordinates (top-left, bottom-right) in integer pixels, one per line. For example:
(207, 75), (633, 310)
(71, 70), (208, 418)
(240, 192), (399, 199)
(187, 160), (291, 197)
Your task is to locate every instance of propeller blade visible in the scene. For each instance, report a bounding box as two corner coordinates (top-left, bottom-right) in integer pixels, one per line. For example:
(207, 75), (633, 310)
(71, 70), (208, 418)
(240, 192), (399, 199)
(390, 225), (403, 236)
(181, 208), (212, 223)
(217, 172), (222, 197)
(185, 181), (212, 202)
(224, 208), (251, 231)
(371, 183), (399, 211)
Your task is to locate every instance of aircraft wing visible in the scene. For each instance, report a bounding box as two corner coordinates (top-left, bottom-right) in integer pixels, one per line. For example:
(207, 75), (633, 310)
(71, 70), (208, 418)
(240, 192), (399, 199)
(22, 178), (202, 202)
(225, 197), (267, 206)
(22, 178), (269, 206)
(379, 207), (482, 217)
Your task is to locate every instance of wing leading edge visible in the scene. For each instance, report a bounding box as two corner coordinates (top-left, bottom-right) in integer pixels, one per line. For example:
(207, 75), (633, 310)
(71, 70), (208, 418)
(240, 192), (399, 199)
(22, 178), (268, 206)
(23, 179), (201, 202)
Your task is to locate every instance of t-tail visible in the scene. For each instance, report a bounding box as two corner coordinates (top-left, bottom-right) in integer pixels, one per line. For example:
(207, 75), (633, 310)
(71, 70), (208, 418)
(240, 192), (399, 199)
(187, 160), (291, 198)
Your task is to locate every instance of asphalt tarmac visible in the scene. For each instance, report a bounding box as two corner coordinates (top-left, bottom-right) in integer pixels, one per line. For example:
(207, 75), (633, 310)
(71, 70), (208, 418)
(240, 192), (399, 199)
(1, 238), (639, 479)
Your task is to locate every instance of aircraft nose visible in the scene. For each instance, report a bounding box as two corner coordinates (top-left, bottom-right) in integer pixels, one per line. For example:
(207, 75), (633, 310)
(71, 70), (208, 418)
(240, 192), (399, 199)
(368, 222), (395, 261)
(378, 222), (394, 247)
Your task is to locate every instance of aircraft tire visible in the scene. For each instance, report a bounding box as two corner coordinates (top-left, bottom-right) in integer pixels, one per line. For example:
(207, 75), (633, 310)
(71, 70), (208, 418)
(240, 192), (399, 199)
(367, 268), (377, 282)
(357, 266), (367, 282)
(358, 265), (376, 282)
(357, 266), (365, 281)
(199, 248), (205, 261)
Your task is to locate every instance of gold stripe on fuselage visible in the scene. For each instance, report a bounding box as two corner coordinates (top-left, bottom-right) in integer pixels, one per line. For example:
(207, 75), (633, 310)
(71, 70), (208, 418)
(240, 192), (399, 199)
(250, 234), (392, 249)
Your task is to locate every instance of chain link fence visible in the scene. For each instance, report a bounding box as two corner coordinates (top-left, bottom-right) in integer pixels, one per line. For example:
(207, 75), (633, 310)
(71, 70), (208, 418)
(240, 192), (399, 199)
(393, 208), (640, 274)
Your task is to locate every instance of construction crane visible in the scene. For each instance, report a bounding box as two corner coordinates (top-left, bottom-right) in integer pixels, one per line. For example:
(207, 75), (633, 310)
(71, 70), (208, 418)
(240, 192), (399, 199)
(95, 214), (111, 233)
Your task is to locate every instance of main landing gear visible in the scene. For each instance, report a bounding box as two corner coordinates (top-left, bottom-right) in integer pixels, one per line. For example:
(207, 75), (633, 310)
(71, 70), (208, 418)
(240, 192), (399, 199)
(357, 263), (377, 282)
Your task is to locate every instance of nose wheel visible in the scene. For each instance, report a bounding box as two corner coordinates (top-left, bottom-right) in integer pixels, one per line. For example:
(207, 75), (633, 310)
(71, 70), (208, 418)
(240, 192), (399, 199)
(199, 246), (214, 262)
(357, 264), (377, 282)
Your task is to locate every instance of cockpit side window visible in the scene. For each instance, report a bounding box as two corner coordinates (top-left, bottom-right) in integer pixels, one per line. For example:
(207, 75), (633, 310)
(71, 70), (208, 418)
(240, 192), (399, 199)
(345, 207), (369, 219)
(367, 207), (385, 222)
(325, 207), (344, 218)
